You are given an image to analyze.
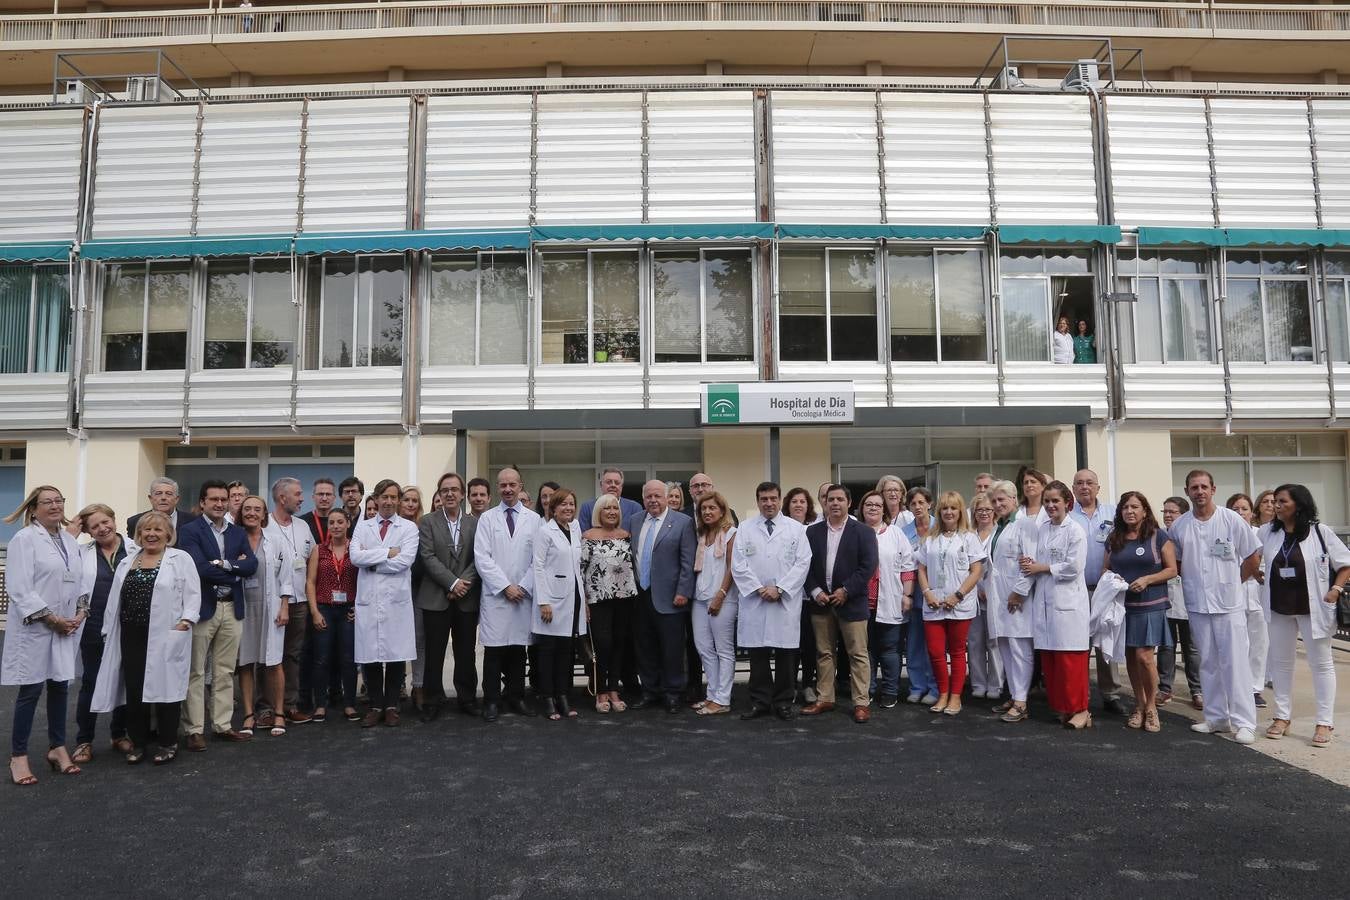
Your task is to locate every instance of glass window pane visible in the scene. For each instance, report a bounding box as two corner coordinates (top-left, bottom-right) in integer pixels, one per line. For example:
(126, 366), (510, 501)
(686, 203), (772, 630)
(778, 249), (826, 362)
(653, 251), (701, 363)
(1001, 278), (1049, 362)
(428, 256), (477, 367)
(999, 249), (1043, 274)
(32, 268), (68, 373)
(479, 253), (528, 365)
(321, 258), (355, 368)
(1261, 251), (1309, 276)
(1163, 279), (1211, 363)
(888, 251), (936, 362)
(145, 264), (190, 370)
(1200, 434), (1248, 456)
(250, 261), (294, 369)
(541, 253), (588, 365)
(365, 256), (404, 367)
(593, 252), (639, 363)
(204, 260), (248, 370)
(704, 250), (753, 363)
(102, 263), (145, 372)
(1114, 282), (1136, 364)
(1326, 254), (1349, 277)
(930, 436), (980, 460)
(1134, 278), (1163, 363)
(1043, 248), (1092, 275)
(1170, 434), (1200, 457)
(828, 249), (876, 361)
(1158, 251), (1206, 275)
(1327, 281), (1348, 364)
(1253, 460), (1347, 526)
(1224, 280), (1264, 362)
(1225, 252), (1261, 276)
(1130, 250), (1158, 275)
(0, 267), (30, 374)
(1249, 434), (1297, 457)
(1299, 433), (1344, 456)
(1264, 280), (1313, 363)
(936, 249), (986, 362)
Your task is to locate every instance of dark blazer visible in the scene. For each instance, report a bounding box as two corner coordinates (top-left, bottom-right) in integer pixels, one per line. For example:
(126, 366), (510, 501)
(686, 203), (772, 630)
(176, 515), (258, 621)
(417, 511), (480, 613)
(805, 518), (879, 623)
(126, 509), (198, 547)
(623, 508), (696, 614)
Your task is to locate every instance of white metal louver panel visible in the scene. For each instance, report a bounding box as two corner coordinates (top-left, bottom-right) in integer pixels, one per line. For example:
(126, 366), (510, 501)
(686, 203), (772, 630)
(881, 93), (989, 225)
(535, 93), (643, 225)
(647, 91), (756, 223)
(0, 109), (83, 242)
(772, 91), (880, 223)
(1313, 100), (1350, 229)
(1211, 99), (1317, 229)
(424, 94), (532, 229)
(989, 95), (1097, 225)
(196, 102), (302, 236)
(1106, 95), (1215, 228)
(92, 105), (199, 239)
(302, 98), (410, 233)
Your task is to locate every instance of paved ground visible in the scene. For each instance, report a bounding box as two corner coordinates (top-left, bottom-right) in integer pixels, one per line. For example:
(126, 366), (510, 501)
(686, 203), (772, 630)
(4, 671), (1348, 899)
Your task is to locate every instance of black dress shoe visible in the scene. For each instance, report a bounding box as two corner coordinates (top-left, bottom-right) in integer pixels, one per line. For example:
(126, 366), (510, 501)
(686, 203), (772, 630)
(630, 695), (662, 711)
(740, 706), (772, 720)
(419, 703), (442, 724)
(508, 699), (538, 717)
(458, 701), (482, 717)
(664, 698), (682, 714)
(1102, 697), (1128, 716)
(482, 703), (499, 723)
(774, 705), (796, 721)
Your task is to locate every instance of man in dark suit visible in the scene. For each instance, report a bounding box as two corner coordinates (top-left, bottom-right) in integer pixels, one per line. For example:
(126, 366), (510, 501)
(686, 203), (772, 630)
(624, 479), (696, 713)
(177, 479), (258, 750)
(126, 476), (198, 546)
(417, 472), (480, 721)
(801, 484), (879, 724)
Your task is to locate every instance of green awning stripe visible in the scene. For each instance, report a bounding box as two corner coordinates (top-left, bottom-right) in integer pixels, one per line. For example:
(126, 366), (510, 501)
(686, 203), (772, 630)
(777, 224), (987, 241)
(80, 235), (294, 260)
(530, 223), (775, 242)
(997, 225), (1122, 245)
(293, 230), (531, 254)
(0, 242), (73, 262)
(1136, 227), (1350, 248)
(1135, 227), (1226, 247)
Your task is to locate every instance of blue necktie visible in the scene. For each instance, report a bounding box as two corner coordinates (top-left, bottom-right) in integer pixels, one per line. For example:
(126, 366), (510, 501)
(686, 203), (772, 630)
(639, 516), (658, 590)
(506, 506), (516, 537)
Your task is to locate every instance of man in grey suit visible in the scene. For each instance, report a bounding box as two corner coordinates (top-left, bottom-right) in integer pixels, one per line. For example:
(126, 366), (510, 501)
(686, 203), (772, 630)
(624, 479), (697, 713)
(417, 472), (480, 721)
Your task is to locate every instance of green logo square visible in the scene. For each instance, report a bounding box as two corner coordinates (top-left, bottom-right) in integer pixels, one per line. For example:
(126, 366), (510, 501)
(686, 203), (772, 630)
(707, 384), (740, 423)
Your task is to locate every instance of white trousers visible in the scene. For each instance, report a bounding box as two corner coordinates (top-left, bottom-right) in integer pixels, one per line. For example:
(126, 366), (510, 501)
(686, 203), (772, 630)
(1191, 610), (1257, 732)
(967, 608), (1004, 695)
(411, 607), (425, 688)
(1267, 613), (1336, 727)
(693, 599), (738, 707)
(996, 636), (1034, 702)
(1245, 606), (1269, 694)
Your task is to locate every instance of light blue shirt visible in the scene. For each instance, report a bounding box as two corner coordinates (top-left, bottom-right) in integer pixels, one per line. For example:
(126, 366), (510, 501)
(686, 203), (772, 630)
(1069, 500), (1116, 587)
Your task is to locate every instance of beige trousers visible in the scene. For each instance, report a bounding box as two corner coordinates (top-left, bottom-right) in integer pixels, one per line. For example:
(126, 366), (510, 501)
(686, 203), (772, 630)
(184, 609), (242, 735)
(812, 613), (870, 708)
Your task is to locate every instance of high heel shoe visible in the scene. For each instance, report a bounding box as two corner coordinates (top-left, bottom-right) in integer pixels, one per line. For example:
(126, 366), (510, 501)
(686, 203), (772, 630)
(45, 748), (81, 776)
(9, 757), (37, 786)
(557, 696), (578, 719)
(542, 697), (560, 721)
(1065, 712), (1094, 731)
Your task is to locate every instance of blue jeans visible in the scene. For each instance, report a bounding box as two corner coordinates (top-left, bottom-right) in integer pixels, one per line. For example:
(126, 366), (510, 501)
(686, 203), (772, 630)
(76, 635), (127, 745)
(309, 605), (357, 708)
(868, 616), (902, 698)
(904, 619), (937, 696)
(12, 680), (68, 756)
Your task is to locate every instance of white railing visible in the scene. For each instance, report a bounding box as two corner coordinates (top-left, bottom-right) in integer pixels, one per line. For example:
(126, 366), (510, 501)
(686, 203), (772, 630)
(1, 1), (1348, 45)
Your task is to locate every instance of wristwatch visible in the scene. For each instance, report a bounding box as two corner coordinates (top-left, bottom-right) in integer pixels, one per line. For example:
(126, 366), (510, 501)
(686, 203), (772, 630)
(954, 590), (965, 600)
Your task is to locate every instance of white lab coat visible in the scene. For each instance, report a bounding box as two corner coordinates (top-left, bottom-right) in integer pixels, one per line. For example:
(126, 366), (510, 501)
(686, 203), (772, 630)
(917, 531), (986, 621)
(874, 526), (916, 626)
(532, 518), (587, 638)
(1089, 573), (1128, 664)
(91, 548), (201, 710)
(1171, 508), (1261, 615)
(1240, 523), (1264, 612)
(349, 515), (419, 664)
(1, 523), (85, 685)
(1015, 517), (1090, 651)
(237, 532), (293, 667)
(986, 517), (1036, 640)
(264, 515), (315, 602)
(732, 514), (811, 649)
(1257, 522), (1350, 641)
(474, 502), (541, 647)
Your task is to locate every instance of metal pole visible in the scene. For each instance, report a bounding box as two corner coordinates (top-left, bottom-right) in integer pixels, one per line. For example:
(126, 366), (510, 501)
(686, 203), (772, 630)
(769, 426), (780, 484)
(1074, 423), (1088, 471)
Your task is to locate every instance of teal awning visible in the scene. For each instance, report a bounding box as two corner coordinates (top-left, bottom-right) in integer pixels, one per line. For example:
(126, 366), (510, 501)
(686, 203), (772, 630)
(0, 241), (72, 262)
(1136, 226), (1226, 247)
(777, 224), (987, 241)
(80, 235), (294, 260)
(294, 229), (531, 254)
(530, 223), (775, 242)
(998, 224), (1122, 245)
(1136, 226), (1350, 248)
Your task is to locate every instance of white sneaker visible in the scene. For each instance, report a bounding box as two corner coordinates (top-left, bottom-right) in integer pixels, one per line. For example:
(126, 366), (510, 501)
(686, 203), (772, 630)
(1191, 720), (1231, 734)
(1234, 728), (1256, 745)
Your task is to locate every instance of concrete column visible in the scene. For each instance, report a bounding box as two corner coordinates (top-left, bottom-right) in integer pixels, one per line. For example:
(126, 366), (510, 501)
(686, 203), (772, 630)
(702, 429), (769, 522)
(387, 67), (406, 82)
(1319, 69), (1339, 85)
(1169, 66), (1193, 83)
(545, 61), (563, 79)
(415, 434), (458, 494)
(778, 428), (831, 501)
(31, 435), (163, 521)
(864, 61), (883, 77)
(705, 60), (724, 76)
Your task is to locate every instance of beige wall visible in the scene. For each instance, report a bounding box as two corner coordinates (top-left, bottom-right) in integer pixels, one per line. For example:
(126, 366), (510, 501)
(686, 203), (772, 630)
(1103, 426), (1176, 509)
(414, 433), (458, 497)
(1033, 427), (1080, 484)
(64, 436), (163, 523)
(702, 429), (769, 521)
(22, 435), (81, 505)
(353, 434), (409, 493)
(778, 428), (831, 500)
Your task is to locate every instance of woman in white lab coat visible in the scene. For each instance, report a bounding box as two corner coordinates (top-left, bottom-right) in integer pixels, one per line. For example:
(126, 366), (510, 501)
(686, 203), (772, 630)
(1017, 467), (1050, 525)
(3, 485), (86, 785)
(1010, 481), (1092, 730)
(92, 512), (200, 765)
(967, 492), (1004, 702)
(916, 491), (986, 716)
(349, 479), (419, 727)
(1227, 493), (1269, 711)
(533, 488), (587, 720)
(1259, 484), (1350, 748)
(235, 496), (294, 738)
(986, 481), (1037, 722)
(692, 491), (739, 716)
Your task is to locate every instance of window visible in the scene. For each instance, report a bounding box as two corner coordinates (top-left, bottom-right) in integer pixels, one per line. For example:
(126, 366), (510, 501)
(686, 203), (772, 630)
(540, 250), (639, 364)
(203, 258), (295, 370)
(101, 261), (190, 371)
(998, 248), (1094, 363)
(164, 441), (354, 518)
(652, 248), (754, 364)
(1120, 250), (1212, 364)
(0, 265), (69, 374)
(0, 446), (25, 547)
(1325, 253), (1349, 364)
(306, 255), (404, 369)
(427, 253), (528, 366)
(779, 247), (877, 362)
(887, 248), (987, 362)
(486, 434), (702, 506)
(1223, 251), (1314, 363)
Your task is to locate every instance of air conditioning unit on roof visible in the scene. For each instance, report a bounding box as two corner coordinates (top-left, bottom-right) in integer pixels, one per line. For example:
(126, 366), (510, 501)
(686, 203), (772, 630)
(1061, 60), (1101, 91)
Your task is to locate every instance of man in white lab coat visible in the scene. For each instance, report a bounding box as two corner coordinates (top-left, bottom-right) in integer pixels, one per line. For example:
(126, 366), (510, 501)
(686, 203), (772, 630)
(472, 467), (541, 722)
(732, 481), (812, 721)
(1170, 469), (1262, 744)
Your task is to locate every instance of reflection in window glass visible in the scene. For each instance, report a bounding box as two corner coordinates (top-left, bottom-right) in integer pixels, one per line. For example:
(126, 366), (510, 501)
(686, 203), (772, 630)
(320, 258), (355, 368)
(1001, 278), (1048, 362)
(1328, 281), (1348, 364)
(204, 261), (249, 369)
(250, 261), (295, 368)
(541, 253), (587, 364)
(653, 252), (701, 363)
(1163, 279), (1211, 363)
(593, 253), (640, 363)
(479, 255), (528, 365)
(828, 249), (877, 361)
(1264, 280), (1312, 362)
(145, 265), (190, 370)
(318, 256), (403, 368)
(704, 250), (753, 363)
(887, 251), (936, 361)
(427, 254), (530, 367)
(428, 257), (476, 367)
(204, 259), (294, 370)
(365, 257), (404, 366)
(102, 264), (146, 371)
(937, 250), (986, 361)
(1224, 280), (1264, 363)
(1134, 279), (1164, 364)
(101, 262), (189, 371)
(778, 249), (826, 362)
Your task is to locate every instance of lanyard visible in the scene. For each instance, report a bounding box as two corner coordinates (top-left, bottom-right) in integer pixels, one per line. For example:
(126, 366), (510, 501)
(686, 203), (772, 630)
(1278, 532), (1299, 568)
(313, 514), (328, 546)
(330, 545), (349, 583)
(443, 509), (460, 549)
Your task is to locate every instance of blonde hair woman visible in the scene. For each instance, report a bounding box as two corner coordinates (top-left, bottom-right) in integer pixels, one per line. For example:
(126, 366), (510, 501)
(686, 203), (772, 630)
(875, 475), (913, 527)
(692, 491), (738, 715)
(967, 492), (1004, 701)
(915, 491), (986, 716)
(69, 503), (132, 763)
(236, 495), (294, 738)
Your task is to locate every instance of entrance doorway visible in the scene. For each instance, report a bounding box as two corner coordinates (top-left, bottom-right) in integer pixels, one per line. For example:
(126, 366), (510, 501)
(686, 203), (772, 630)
(836, 464), (938, 513)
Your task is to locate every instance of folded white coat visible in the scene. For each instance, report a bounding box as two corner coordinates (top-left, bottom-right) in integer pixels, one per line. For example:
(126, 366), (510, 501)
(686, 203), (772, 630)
(1090, 572), (1129, 665)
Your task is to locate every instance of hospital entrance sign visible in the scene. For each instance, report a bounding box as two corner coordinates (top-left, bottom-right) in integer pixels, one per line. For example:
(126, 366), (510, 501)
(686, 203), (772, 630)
(701, 382), (855, 425)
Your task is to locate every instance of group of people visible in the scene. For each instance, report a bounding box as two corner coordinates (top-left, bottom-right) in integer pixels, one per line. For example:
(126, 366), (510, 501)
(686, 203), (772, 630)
(4, 460), (1346, 785)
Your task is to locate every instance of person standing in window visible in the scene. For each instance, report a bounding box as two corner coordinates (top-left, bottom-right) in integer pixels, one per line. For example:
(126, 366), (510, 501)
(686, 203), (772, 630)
(1157, 497), (1203, 710)
(691, 492), (737, 717)
(306, 508), (360, 722)
(236, 496), (292, 738)
(1227, 493), (1269, 712)
(3, 486), (86, 785)
(532, 489), (587, 720)
(351, 480), (419, 727)
(1052, 316), (1074, 364)
(1072, 320), (1096, 364)
(784, 487), (819, 704)
(69, 504), (131, 764)
(916, 492), (986, 717)
(581, 494), (637, 714)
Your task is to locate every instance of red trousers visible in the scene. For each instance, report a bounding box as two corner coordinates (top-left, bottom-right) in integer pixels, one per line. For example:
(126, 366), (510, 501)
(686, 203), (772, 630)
(1041, 649), (1090, 715)
(924, 618), (972, 696)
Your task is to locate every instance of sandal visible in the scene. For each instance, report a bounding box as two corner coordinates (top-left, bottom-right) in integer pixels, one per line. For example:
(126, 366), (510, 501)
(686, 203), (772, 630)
(9, 757), (37, 787)
(1312, 725), (1334, 748)
(999, 704), (1028, 723)
(46, 748), (81, 776)
(991, 700), (1013, 714)
(610, 695), (627, 713)
(595, 696), (612, 714)
(239, 714), (256, 737)
(152, 746), (177, 766)
(270, 719), (287, 737)
(72, 743), (94, 765)
(344, 708), (361, 722)
(112, 737), (134, 754)
(1144, 709), (1161, 733)
(1265, 718), (1291, 740)
(312, 708), (327, 723)
(697, 701), (722, 716)
(1126, 710), (1144, 730)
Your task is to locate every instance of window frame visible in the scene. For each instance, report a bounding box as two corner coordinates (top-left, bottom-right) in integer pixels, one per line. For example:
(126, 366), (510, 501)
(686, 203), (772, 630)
(1322, 252), (1349, 365)
(423, 250), (531, 368)
(97, 258), (193, 373)
(649, 244), (758, 366)
(884, 243), (990, 364)
(201, 255), (296, 372)
(316, 253), (406, 370)
(997, 246), (1096, 365)
(775, 243), (882, 365)
(536, 247), (643, 367)
(0, 263), (70, 375)
(1222, 249), (1315, 365)
(1120, 247), (1214, 365)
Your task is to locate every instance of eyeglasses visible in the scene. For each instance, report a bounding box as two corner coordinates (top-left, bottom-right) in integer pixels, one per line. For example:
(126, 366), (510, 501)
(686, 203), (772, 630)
(38, 497), (66, 507)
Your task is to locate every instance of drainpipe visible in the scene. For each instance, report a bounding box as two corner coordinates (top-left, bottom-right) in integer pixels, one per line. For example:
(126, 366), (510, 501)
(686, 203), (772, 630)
(70, 96), (102, 437)
(982, 90), (1004, 405)
(1307, 98), (1337, 425)
(1085, 83), (1123, 424)
(1202, 97), (1234, 434)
